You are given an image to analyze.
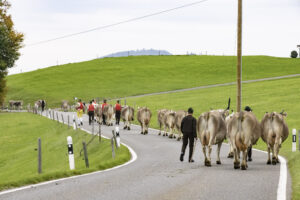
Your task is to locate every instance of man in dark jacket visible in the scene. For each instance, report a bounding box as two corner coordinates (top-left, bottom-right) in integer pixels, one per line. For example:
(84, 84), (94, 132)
(180, 107), (197, 162)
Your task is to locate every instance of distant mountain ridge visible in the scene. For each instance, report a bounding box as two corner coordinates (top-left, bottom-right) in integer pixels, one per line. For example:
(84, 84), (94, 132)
(101, 49), (172, 58)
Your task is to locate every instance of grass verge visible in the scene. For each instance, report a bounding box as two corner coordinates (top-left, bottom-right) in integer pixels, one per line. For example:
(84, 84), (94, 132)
(0, 112), (131, 191)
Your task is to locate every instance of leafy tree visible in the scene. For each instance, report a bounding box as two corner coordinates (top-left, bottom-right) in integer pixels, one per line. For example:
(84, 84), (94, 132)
(290, 50), (298, 58)
(0, 0), (23, 106)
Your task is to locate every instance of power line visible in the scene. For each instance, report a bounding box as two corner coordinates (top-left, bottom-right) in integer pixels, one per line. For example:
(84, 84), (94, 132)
(27, 0), (210, 47)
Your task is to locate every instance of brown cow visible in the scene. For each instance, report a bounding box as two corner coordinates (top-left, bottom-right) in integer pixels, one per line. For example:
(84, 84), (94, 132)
(121, 106), (134, 130)
(61, 100), (69, 112)
(261, 112), (289, 165)
(95, 104), (103, 124)
(197, 110), (227, 166)
(137, 107), (152, 135)
(227, 111), (261, 170)
(103, 104), (114, 126)
(175, 110), (188, 141)
(163, 110), (176, 138)
(157, 109), (168, 136)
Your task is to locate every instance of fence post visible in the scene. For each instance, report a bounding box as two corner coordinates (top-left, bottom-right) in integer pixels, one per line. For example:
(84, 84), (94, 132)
(82, 142), (89, 168)
(52, 110), (54, 120)
(73, 115), (77, 130)
(67, 136), (75, 170)
(56, 112), (59, 123)
(98, 123), (101, 142)
(61, 114), (64, 124)
(92, 121), (94, 135)
(38, 138), (42, 174)
(68, 115), (70, 128)
(111, 137), (115, 158)
(292, 129), (296, 152)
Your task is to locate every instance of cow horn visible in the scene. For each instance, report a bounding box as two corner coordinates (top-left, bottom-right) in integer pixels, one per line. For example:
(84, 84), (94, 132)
(226, 98), (231, 110)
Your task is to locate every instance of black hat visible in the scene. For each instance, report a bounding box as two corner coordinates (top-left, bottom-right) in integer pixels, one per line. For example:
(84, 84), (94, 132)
(244, 106), (252, 112)
(188, 107), (194, 114)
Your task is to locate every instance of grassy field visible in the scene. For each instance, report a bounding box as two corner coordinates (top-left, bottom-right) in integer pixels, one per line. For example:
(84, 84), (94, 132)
(123, 76), (300, 199)
(6, 55), (300, 107)
(0, 112), (131, 191)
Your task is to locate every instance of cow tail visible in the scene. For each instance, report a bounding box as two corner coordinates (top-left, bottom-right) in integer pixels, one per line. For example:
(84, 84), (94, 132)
(238, 112), (244, 143)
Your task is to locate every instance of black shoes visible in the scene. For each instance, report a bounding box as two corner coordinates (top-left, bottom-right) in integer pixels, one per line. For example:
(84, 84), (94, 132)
(248, 157), (252, 162)
(189, 159), (194, 163)
(180, 153), (184, 162)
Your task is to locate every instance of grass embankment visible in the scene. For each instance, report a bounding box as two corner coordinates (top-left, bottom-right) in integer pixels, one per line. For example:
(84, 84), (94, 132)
(0, 113), (130, 191)
(124, 76), (300, 199)
(6, 55), (300, 107)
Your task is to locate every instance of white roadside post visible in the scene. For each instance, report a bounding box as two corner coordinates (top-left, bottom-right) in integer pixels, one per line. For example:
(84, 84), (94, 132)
(48, 109), (51, 119)
(73, 115), (76, 130)
(115, 126), (120, 148)
(292, 129), (296, 152)
(67, 136), (75, 170)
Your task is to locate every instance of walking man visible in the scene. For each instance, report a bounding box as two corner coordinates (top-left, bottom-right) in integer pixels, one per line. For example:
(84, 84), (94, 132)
(102, 99), (107, 125)
(115, 100), (122, 125)
(41, 100), (45, 112)
(180, 107), (197, 162)
(88, 101), (95, 125)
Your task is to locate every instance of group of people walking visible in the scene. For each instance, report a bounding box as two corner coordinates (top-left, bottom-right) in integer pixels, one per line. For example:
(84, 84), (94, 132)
(75, 99), (122, 126)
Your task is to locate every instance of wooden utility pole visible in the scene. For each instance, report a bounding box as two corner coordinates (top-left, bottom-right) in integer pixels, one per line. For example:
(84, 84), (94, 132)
(237, 0), (243, 112)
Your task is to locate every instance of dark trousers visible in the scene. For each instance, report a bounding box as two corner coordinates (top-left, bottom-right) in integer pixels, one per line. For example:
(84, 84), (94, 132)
(181, 134), (195, 161)
(102, 114), (106, 124)
(88, 111), (94, 125)
(41, 106), (45, 112)
(115, 110), (121, 125)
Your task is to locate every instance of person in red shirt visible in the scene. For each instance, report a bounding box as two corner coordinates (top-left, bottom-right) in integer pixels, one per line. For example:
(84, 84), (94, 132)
(88, 101), (95, 125)
(102, 99), (107, 125)
(115, 100), (122, 125)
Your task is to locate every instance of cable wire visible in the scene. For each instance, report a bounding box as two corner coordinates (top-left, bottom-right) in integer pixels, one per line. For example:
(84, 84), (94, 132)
(27, 0), (210, 46)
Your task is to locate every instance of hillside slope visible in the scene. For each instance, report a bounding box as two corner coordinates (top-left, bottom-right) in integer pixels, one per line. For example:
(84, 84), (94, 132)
(6, 55), (300, 106)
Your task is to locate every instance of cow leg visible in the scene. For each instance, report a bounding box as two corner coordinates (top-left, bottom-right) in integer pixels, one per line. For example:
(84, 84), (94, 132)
(202, 145), (209, 166)
(216, 143), (222, 164)
(163, 126), (167, 136)
(168, 127), (173, 138)
(227, 140), (234, 158)
(233, 148), (240, 169)
(267, 145), (271, 165)
(123, 120), (127, 129)
(127, 121), (131, 130)
(271, 146), (276, 165)
(158, 123), (162, 135)
(241, 150), (247, 170)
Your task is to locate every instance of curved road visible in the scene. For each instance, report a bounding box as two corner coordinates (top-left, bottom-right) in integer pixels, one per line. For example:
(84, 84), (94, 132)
(1, 111), (292, 200)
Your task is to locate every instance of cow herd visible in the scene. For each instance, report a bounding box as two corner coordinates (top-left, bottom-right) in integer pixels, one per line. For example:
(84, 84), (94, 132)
(12, 98), (289, 170)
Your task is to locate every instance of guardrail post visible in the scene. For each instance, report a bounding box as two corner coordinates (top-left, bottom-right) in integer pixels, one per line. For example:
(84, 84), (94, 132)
(111, 137), (115, 158)
(67, 136), (75, 170)
(82, 142), (89, 168)
(292, 129), (296, 152)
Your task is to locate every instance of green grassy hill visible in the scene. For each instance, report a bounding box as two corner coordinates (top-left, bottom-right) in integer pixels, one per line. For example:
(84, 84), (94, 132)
(6, 55), (300, 107)
(0, 112), (130, 191)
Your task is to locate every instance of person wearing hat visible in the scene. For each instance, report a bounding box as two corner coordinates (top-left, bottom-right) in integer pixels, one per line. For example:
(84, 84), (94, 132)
(180, 107), (197, 162)
(244, 106), (253, 161)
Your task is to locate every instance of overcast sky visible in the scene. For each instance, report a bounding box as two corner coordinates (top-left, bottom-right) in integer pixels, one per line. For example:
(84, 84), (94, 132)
(7, 0), (300, 74)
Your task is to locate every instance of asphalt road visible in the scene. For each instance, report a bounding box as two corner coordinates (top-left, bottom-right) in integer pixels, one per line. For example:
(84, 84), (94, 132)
(0, 111), (292, 200)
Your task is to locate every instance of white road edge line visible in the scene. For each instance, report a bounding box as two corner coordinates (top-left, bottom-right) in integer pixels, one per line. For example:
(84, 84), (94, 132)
(0, 117), (137, 196)
(131, 123), (288, 200)
(250, 148), (287, 200)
